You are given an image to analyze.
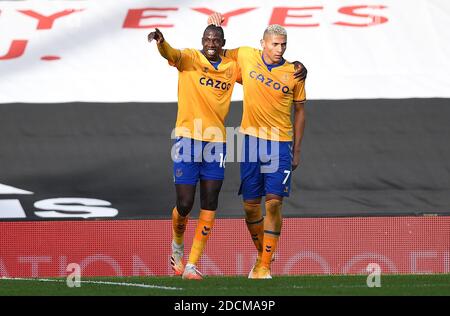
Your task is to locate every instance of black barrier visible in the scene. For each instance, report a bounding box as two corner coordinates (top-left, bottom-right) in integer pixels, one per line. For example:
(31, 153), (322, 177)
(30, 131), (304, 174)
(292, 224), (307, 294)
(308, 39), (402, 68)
(1, 99), (449, 220)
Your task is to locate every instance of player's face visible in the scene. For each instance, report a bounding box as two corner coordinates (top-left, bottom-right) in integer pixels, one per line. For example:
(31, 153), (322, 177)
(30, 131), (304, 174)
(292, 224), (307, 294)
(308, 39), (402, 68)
(261, 34), (287, 64)
(202, 30), (224, 62)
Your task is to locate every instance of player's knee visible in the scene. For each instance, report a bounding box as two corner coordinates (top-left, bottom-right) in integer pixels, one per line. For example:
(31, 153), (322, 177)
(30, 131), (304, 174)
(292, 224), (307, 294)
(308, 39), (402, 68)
(200, 196), (218, 211)
(265, 198), (282, 216)
(176, 199), (194, 216)
(243, 202), (261, 219)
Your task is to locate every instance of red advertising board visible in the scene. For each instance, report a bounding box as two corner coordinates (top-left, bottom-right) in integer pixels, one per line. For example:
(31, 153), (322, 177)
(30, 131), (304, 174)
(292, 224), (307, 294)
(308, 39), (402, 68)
(1, 217), (449, 277)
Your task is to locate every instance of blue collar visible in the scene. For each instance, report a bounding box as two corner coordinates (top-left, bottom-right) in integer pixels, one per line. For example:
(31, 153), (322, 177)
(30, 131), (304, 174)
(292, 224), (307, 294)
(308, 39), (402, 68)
(261, 54), (285, 71)
(200, 50), (222, 70)
(209, 56), (222, 70)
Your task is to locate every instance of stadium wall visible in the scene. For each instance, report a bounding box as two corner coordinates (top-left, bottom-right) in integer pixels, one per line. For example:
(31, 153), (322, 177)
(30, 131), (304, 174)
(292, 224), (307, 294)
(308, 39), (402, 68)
(0, 217), (449, 277)
(1, 100), (450, 220)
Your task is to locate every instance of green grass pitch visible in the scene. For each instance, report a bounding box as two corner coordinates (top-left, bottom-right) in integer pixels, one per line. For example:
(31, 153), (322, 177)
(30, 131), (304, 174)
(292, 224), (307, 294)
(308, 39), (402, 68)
(0, 274), (449, 296)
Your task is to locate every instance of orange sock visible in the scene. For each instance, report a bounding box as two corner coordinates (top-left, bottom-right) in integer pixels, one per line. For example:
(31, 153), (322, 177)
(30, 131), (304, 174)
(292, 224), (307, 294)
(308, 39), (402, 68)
(243, 202), (264, 257)
(172, 207), (188, 246)
(187, 209), (216, 266)
(261, 234), (279, 268)
(261, 199), (282, 268)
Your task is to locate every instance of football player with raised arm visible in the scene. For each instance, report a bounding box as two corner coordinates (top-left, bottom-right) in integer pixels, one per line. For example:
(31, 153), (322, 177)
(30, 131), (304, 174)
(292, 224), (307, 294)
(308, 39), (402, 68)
(148, 25), (240, 280)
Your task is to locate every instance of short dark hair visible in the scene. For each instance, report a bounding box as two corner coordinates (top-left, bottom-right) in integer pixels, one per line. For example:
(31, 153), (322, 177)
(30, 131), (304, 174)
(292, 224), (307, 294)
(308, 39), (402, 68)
(204, 24), (225, 39)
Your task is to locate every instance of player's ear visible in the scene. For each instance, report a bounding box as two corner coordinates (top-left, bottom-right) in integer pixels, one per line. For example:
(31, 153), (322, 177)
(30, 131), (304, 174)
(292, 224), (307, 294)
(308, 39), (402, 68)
(260, 39), (265, 49)
(222, 39), (226, 47)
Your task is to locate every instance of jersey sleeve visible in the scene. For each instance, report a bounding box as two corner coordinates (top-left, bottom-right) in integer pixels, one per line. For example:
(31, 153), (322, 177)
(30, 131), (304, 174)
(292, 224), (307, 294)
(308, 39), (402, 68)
(223, 48), (240, 61)
(157, 41), (195, 71)
(224, 47), (255, 69)
(293, 80), (306, 102)
(235, 65), (242, 85)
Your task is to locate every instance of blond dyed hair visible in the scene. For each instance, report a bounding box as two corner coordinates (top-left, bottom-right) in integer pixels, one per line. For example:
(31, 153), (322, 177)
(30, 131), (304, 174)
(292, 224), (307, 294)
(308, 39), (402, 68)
(263, 24), (287, 38)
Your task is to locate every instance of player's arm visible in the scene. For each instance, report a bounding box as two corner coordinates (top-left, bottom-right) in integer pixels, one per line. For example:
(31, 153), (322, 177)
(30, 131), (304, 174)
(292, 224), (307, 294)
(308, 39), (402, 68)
(236, 65), (243, 85)
(292, 61), (308, 81)
(206, 12), (240, 61)
(222, 48), (239, 61)
(148, 28), (182, 65)
(292, 101), (306, 171)
(208, 12), (224, 27)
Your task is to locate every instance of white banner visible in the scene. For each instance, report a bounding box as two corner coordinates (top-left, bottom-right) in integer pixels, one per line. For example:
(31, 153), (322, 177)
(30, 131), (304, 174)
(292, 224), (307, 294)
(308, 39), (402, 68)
(1, 0), (450, 102)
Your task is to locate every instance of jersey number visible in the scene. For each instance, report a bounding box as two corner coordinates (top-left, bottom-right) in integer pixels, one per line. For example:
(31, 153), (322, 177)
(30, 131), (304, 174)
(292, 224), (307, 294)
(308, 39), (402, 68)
(282, 170), (291, 184)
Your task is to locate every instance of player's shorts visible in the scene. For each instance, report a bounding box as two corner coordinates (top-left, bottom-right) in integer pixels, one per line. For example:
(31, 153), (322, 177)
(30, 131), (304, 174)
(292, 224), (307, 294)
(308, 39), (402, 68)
(239, 135), (293, 200)
(172, 136), (226, 185)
